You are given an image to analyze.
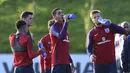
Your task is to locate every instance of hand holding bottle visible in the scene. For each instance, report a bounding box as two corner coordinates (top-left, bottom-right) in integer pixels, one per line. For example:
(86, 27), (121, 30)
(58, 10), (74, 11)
(38, 42), (47, 57)
(98, 17), (111, 26)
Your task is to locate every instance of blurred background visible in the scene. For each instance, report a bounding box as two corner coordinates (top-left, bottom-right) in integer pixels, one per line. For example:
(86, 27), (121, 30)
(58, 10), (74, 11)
(0, 0), (130, 73)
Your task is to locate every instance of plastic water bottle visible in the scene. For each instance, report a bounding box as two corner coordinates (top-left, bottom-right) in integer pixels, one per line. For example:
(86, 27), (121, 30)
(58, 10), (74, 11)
(68, 14), (76, 19)
(98, 17), (110, 26)
(64, 14), (76, 19)
(38, 42), (47, 57)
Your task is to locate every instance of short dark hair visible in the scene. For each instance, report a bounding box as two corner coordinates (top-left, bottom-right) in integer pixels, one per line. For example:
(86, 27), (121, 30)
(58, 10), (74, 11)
(51, 8), (61, 16)
(15, 20), (26, 29)
(90, 10), (101, 17)
(20, 11), (33, 18)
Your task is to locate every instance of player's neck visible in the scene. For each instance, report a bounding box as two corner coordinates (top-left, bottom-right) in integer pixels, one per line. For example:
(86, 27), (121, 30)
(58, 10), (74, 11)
(16, 30), (26, 34)
(95, 24), (103, 28)
(55, 20), (63, 24)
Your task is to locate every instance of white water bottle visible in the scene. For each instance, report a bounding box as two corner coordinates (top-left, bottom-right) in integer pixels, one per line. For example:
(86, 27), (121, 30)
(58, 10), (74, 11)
(98, 17), (110, 26)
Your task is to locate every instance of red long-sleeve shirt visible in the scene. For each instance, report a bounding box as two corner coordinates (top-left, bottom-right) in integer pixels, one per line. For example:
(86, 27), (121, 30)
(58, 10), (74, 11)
(87, 24), (126, 64)
(9, 32), (43, 67)
(40, 34), (51, 70)
(50, 22), (70, 66)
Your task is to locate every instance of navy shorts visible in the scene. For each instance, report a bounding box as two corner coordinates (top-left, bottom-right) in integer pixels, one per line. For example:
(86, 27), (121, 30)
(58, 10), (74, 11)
(94, 61), (117, 73)
(52, 64), (71, 73)
(14, 64), (34, 73)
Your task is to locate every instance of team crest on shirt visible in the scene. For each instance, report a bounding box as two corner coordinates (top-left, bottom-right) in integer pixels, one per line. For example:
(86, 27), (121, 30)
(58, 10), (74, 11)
(104, 28), (110, 33)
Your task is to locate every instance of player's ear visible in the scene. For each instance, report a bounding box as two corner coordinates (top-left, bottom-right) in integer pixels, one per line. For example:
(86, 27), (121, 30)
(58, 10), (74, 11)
(53, 16), (56, 19)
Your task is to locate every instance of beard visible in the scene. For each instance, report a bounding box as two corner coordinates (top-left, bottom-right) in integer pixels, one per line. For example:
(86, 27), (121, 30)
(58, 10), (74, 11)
(95, 22), (102, 27)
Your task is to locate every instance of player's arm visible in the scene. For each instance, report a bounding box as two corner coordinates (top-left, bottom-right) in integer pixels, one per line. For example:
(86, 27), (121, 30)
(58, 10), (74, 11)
(69, 55), (73, 63)
(86, 31), (96, 62)
(50, 22), (68, 40)
(121, 36), (130, 72)
(110, 23), (126, 34)
(86, 31), (94, 57)
(69, 55), (74, 67)
(26, 36), (43, 59)
(69, 55), (75, 73)
(9, 34), (15, 46)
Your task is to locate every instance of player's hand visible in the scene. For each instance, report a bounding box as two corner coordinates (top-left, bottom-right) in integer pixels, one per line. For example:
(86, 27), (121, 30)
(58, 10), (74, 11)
(90, 54), (96, 63)
(38, 47), (45, 52)
(63, 14), (69, 22)
(70, 62), (75, 73)
(40, 48), (45, 52)
(71, 67), (75, 73)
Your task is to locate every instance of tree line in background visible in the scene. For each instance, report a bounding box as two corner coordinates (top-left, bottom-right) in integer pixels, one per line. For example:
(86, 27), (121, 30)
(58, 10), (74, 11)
(0, 0), (130, 53)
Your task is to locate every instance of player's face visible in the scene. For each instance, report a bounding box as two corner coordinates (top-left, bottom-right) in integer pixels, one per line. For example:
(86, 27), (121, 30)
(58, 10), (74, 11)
(24, 15), (33, 26)
(54, 9), (64, 22)
(123, 24), (130, 32)
(91, 13), (102, 27)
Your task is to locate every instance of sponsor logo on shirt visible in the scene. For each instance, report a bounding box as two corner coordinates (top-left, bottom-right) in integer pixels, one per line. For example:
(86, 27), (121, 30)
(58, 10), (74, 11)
(97, 37), (111, 45)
